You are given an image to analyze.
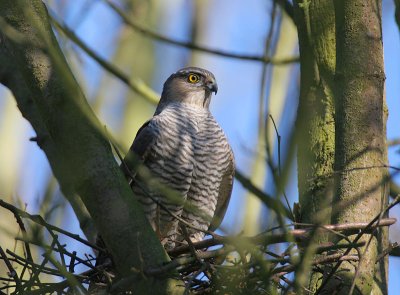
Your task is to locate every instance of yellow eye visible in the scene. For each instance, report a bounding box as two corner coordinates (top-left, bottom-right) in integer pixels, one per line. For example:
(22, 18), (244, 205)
(188, 74), (200, 83)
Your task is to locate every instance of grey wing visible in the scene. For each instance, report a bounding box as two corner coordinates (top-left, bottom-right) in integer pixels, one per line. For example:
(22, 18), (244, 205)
(121, 120), (155, 182)
(208, 150), (235, 231)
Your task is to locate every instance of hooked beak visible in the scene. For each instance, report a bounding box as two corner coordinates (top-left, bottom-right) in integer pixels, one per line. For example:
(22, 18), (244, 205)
(205, 80), (218, 94)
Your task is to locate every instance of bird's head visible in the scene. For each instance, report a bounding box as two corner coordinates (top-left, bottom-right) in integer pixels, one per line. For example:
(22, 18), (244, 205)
(158, 67), (218, 111)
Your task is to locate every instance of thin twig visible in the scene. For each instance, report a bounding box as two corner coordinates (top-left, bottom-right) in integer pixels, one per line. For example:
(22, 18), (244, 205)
(0, 246), (21, 292)
(390, 181), (400, 198)
(49, 15), (160, 105)
(315, 196), (400, 294)
(348, 182), (390, 295)
(269, 114), (295, 220)
(273, 253), (359, 276)
(26, 261), (104, 295)
(23, 239), (57, 292)
(180, 224), (201, 264)
(6, 249), (65, 277)
(169, 218), (395, 256)
(376, 242), (399, 262)
(14, 238), (97, 270)
(146, 245), (234, 276)
(103, 0), (299, 65)
(0, 199), (104, 252)
(8, 203), (33, 263)
(388, 138), (400, 146)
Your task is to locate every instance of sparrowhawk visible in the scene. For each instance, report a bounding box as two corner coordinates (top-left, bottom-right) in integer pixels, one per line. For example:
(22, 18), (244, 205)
(122, 67), (234, 249)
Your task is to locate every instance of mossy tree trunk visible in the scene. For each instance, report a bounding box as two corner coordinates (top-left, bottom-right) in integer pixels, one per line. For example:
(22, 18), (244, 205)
(293, 0), (336, 292)
(331, 1), (388, 294)
(294, 0), (388, 293)
(0, 1), (184, 294)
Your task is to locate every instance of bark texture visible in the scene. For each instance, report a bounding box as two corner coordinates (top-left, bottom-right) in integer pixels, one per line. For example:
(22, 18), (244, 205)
(294, 0), (336, 228)
(294, 0), (388, 293)
(331, 1), (388, 294)
(294, 0), (336, 291)
(0, 1), (184, 293)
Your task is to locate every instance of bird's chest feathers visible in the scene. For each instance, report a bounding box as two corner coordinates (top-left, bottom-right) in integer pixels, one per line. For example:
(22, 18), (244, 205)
(152, 107), (218, 161)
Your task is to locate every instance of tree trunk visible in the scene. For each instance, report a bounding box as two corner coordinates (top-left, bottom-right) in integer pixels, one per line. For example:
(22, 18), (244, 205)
(0, 1), (184, 293)
(294, 0), (388, 293)
(331, 0), (388, 293)
(293, 0), (336, 292)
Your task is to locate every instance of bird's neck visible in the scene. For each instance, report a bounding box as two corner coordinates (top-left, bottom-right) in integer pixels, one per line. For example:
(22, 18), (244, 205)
(154, 97), (210, 116)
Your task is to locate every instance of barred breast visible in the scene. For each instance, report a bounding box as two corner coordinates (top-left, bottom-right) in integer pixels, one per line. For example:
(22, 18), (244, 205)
(131, 102), (233, 248)
(181, 109), (233, 243)
(131, 103), (194, 248)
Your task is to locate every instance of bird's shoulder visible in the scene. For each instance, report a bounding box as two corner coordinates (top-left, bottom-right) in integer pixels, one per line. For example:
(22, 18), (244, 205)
(128, 119), (158, 160)
(130, 106), (196, 153)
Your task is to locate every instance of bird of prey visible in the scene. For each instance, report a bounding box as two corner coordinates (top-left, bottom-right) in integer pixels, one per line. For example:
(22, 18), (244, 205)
(122, 67), (234, 249)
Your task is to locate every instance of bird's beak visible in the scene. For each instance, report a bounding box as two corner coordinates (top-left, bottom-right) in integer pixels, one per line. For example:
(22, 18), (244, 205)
(205, 80), (218, 94)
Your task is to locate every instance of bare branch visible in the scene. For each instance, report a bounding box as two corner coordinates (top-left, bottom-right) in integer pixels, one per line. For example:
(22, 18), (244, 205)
(316, 196), (400, 294)
(0, 200), (103, 252)
(169, 218), (396, 256)
(103, 0), (298, 65)
(50, 15), (159, 105)
(0, 246), (21, 293)
(388, 138), (400, 147)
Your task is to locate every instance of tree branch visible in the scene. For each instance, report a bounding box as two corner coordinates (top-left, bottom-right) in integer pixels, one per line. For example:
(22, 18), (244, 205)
(0, 17), (96, 243)
(390, 180), (400, 198)
(103, 0), (299, 65)
(50, 15), (160, 105)
(168, 218), (396, 256)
